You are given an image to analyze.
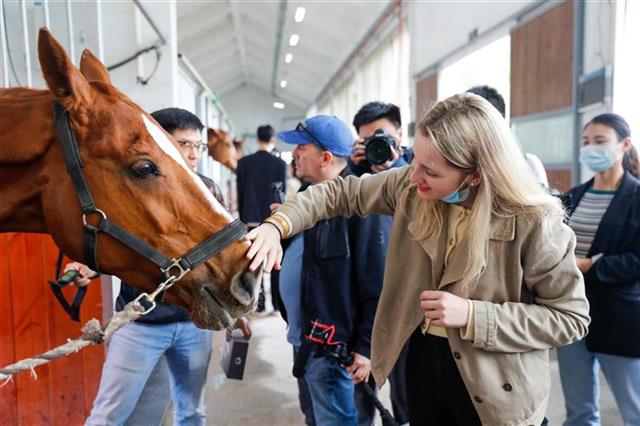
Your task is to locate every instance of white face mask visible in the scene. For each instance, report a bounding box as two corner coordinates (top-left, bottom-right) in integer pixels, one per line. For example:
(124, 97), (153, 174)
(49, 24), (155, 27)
(579, 144), (620, 172)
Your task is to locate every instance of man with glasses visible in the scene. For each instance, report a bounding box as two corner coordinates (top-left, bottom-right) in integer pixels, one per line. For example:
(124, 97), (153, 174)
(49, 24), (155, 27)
(277, 115), (387, 426)
(236, 124), (288, 314)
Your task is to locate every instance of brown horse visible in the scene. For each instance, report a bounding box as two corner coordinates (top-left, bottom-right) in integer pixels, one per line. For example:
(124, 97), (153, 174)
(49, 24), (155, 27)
(0, 28), (259, 330)
(207, 128), (238, 171)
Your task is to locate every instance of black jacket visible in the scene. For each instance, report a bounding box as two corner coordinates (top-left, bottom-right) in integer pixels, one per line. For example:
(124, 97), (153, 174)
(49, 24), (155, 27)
(281, 168), (387, 358)
(236, 151), (287, 224)
(566, 171), (640, 357)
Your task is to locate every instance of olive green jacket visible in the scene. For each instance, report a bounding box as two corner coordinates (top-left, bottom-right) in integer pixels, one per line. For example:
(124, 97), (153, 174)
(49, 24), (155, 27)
(276, 166), (589, 426)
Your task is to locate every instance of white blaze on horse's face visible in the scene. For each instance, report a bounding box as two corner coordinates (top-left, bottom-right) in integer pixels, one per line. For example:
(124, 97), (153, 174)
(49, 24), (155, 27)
(141, 114), (232, 221)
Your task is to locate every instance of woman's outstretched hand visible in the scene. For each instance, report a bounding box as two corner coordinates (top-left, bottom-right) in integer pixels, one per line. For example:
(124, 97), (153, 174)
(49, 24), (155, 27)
(246, 223), (283, 272)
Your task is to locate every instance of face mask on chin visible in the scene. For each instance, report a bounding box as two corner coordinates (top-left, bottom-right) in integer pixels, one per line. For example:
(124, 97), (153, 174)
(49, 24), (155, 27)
(440, 175), (471, 204)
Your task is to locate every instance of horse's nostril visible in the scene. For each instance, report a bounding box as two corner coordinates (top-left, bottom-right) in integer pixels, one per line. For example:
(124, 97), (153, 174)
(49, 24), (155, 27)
(230, 272), (257, 306)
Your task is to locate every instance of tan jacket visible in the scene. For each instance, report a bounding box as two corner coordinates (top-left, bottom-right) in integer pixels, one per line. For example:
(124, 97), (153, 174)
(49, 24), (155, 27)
(277, 166), (590, 426)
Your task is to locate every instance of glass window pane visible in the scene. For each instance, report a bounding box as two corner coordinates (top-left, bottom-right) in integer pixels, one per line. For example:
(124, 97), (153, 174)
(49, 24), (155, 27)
(3, 0), (28, 86)
(511, 112), (574, 165)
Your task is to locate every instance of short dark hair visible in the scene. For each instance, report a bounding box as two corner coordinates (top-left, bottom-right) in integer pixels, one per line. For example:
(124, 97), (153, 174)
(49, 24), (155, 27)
(257, 125), (275, 143)
(586, 113), (638, 179)
(151, 108), (204, 133)
(467, 85), (506, 118)
(352, 102), (401, 133)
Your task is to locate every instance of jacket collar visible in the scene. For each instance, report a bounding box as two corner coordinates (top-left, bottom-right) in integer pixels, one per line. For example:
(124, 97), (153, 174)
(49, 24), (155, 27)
(569, 171), (639, 214)
(406, 203), (515, 289)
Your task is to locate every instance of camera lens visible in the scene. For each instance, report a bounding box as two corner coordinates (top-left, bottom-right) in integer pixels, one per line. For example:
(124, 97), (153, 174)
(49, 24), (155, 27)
(365, 138), (392, 165)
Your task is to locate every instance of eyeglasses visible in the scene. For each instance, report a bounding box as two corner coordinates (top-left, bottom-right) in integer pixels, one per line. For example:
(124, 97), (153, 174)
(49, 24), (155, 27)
(177, 141), (207, 153)
(296, 122), (327, 151)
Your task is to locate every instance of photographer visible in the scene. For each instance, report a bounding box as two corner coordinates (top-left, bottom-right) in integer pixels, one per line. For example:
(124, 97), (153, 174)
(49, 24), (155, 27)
(349, 102), (408, 176)
(347, 102), (410, 426)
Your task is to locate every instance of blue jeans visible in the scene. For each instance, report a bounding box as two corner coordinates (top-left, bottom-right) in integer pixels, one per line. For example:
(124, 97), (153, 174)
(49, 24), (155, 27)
(86, 321), (213, 426)
(557, 339), (640, 426)
(304, 354), (358, 426)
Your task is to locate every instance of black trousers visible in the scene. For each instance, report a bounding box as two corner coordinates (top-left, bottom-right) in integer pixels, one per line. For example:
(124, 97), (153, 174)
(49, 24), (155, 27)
(406, 328), (481, 425)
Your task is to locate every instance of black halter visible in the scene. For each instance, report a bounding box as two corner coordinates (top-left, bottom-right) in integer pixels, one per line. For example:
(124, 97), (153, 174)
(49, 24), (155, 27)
(52, 101), (247, 294)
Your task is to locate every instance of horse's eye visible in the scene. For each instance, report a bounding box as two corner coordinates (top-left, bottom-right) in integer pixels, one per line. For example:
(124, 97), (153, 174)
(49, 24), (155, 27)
(131, 161), (159, 179)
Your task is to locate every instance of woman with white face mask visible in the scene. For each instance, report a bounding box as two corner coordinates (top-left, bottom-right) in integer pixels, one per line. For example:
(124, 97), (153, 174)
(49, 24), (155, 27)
(244, 93), (591, 425)
(558, 113), (640, 426)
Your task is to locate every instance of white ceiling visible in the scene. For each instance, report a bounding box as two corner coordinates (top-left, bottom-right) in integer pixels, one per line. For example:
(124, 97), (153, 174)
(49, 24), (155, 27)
(177, 1), (391, 112)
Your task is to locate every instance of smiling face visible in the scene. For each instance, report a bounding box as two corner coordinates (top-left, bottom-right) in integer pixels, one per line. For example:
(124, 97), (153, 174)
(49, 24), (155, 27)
(409, 132), (470, 202)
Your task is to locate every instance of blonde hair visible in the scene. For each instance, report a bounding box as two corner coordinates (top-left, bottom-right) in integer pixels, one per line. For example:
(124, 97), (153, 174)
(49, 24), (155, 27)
(407, 93), (563, 289)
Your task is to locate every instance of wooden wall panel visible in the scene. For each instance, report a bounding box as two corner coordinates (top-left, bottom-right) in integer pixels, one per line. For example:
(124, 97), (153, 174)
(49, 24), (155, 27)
(416, 73), (438, 121)
(547, 169), (572, 193)
(0, 233), (105, 425)
(511, 1), (574, 118)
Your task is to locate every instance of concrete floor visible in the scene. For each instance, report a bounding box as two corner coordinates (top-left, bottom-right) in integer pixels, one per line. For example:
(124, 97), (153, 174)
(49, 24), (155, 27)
(166, 315), (623, 426)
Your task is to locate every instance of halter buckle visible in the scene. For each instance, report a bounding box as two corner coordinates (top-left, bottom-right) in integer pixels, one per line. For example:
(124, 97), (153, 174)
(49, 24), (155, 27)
(82, 208), (107, 231)
(161, 258), (191, 282)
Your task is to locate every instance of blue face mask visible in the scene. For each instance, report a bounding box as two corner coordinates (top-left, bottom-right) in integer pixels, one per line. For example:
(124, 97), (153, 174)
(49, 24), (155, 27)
(579, 145), (615, 172)
(440, 177), (471, 204)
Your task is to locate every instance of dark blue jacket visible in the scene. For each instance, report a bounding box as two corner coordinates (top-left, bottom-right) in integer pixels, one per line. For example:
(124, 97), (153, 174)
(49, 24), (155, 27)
(116, 283), (189, 324)
(566, 171), (640, 357)
(297, 167), (387, 358)
(236, 151), (287, 224)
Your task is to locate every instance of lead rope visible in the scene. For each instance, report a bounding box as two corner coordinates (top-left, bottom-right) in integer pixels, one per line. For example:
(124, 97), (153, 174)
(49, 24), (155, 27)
(0, 292), (153, 385)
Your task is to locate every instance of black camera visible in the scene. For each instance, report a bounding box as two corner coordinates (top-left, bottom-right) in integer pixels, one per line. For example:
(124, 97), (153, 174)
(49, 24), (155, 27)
(363, 129), (397, 165)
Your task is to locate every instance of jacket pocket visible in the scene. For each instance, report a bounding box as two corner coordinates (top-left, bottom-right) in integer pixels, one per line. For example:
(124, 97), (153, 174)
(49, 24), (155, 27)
(315, 220), (350, 260)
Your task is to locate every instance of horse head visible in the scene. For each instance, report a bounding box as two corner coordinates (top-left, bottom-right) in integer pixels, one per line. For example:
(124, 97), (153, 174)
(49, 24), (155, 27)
(35, 28), (259, 329)
(207, 128), (238, 171)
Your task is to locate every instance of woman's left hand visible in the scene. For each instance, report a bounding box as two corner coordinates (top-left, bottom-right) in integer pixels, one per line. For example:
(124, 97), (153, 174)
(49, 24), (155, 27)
(420, 290), (469, 328)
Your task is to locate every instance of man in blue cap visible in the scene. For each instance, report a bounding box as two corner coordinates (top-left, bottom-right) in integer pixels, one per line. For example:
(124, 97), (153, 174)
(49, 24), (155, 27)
(277, 116), (387, 426)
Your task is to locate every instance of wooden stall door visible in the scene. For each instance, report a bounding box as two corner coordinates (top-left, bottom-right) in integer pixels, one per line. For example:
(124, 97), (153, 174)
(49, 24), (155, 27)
(0, 233), (105, 426)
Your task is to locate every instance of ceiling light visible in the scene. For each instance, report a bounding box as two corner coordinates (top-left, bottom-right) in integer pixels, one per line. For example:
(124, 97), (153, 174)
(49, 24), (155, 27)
(273, 102), (285, 110)
(280, 80), (287, 88)
(294, 7), (306, 23)
(289, 34), (300, 47)
(284, 53), (293, 64)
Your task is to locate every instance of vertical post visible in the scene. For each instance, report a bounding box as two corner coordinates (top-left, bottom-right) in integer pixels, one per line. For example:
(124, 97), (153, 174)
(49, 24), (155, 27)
(43, 0), (50, 28)
(572, 0), (585, 186)
(0, 0), (10, 86)
(95, 0), (104, 61)
(66, 0), (75, 63)
(20, 0), (32, 87)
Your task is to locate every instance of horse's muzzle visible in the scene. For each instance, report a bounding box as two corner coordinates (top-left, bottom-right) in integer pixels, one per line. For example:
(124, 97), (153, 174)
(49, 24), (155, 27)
(230, 269), (262, 307)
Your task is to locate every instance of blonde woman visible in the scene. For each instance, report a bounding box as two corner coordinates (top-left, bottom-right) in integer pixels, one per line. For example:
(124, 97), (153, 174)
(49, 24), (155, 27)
(247, 93), (590, 425)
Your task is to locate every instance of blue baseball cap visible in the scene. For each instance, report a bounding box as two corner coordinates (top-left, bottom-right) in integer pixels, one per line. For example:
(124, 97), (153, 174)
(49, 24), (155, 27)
(278, 115), (353, 157)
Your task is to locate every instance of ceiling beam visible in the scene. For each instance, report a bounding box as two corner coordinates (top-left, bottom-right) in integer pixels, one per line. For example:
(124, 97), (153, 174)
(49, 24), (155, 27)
(179, 23), (234, 55)
(180, 32), (236, 62)
(228, 0), (248, 81)
(270, 0), (287, 94)
(200, 63), (244, 84)
(178, 10), (230, 44)
(191, 48), (240, 73)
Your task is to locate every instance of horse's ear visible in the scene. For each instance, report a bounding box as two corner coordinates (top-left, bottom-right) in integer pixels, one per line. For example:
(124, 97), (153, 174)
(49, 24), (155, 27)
(79, 49), (111, 84)
(207, 128), (218, 141)
(37, 27), (92, 107)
